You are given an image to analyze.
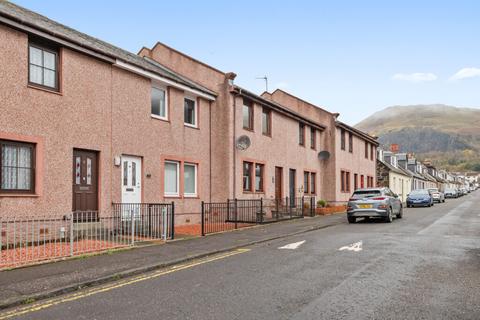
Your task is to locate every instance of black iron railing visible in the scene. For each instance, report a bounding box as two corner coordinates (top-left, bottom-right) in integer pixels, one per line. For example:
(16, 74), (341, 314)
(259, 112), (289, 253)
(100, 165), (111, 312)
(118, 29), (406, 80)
(201, 196), (316, 235)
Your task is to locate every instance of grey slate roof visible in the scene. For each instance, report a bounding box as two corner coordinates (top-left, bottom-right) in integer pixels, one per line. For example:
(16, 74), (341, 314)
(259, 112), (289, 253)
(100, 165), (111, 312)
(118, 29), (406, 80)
(0, 1), (216, 97)
(378, 159), (411, 177)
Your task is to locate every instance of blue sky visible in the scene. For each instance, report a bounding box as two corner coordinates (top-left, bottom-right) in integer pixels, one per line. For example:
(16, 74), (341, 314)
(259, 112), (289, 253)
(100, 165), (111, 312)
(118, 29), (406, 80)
(13, 0), (480, 124)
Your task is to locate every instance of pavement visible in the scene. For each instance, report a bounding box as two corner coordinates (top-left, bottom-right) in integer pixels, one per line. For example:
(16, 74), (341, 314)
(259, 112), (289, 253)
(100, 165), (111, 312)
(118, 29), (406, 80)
(0, 212), (345, 310)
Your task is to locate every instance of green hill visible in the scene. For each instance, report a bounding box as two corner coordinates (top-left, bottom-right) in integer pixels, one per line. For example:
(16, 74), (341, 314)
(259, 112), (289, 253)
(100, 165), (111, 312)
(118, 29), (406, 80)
(355, 104), (480, 172)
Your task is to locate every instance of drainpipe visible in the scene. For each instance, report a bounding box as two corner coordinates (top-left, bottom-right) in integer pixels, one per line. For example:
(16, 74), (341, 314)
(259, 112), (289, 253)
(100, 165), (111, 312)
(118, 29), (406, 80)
(232, 91), (237, 199)
(209, 100), (212, 202)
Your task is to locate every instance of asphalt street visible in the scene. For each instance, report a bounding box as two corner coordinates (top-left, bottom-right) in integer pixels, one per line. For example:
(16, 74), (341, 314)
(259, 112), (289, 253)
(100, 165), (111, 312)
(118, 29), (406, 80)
(2, 192), (479, 320)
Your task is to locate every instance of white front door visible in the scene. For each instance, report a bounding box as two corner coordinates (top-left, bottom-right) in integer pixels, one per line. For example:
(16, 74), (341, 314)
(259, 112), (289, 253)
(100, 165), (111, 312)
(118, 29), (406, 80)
(121, 156), (142, 204)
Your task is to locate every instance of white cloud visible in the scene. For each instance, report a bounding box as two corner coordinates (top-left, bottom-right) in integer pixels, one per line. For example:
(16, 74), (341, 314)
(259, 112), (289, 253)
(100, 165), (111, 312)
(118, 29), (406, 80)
(449, 67), (480, 81)
(392, 72), (438, 83)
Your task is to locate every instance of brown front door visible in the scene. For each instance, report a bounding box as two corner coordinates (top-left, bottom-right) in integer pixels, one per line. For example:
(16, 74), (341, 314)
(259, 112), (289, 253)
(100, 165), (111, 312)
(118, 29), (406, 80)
(72, 149), (98, 218)
(275, 167), (283, 199)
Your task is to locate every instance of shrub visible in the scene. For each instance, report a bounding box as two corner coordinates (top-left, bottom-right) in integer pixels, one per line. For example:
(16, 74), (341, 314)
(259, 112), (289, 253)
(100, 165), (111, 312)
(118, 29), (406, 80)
(317, 199), (327, 208)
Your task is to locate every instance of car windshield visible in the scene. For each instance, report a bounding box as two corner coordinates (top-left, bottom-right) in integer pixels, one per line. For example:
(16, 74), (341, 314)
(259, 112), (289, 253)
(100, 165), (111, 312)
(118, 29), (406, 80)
(351, 190), (382, 199)
(410, 190), (429, 195)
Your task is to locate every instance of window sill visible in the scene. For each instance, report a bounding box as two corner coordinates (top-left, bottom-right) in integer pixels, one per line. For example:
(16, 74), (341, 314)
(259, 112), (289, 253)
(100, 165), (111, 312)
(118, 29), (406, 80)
(151, 115), (169, 122)
(262, 133), (272, 138)
(243, 128), (254, 132)
(28, 84), (62, 96)
(164, 194), (180, 199)
(184, 123), (199, 130)
(242, 191), (265, 194)
(0, 193), (40, 198)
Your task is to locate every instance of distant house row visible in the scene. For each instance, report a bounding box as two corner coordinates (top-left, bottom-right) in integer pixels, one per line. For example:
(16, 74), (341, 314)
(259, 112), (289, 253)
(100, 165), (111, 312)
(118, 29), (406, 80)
(0, 2), (378, 225)
(376, 145), (478, 203)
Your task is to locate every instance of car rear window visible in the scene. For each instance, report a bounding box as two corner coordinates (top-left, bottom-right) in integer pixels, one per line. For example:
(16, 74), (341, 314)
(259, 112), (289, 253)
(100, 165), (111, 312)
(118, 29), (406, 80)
(351, 190), (381, 199)
(410, 190), (428, 195)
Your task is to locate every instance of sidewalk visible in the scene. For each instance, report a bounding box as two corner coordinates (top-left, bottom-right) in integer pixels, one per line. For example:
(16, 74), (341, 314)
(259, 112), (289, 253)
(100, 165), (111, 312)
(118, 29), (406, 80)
(0, 214), (345, 310)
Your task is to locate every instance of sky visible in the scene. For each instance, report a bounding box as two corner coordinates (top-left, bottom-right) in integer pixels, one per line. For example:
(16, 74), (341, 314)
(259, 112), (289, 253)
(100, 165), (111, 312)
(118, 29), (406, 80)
(13, 0), (480, 125)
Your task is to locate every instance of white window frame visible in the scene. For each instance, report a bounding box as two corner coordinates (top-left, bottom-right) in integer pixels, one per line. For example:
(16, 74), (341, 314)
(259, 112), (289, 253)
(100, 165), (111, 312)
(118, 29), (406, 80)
(151, 86), (168, 121)
(184, 96), (198, 128)
(183, 163), (198, 197)
(164, 160), (180, 197)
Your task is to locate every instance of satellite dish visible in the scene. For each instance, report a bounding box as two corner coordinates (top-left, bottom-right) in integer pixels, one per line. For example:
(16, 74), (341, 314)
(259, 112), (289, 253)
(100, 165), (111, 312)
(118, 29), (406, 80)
(236, 135), (251, 150)
(318, 150), (330, 160)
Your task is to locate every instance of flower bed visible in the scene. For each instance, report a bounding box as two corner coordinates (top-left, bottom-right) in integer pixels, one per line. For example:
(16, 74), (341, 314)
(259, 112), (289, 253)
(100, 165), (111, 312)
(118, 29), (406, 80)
(315, 205), (347, 215)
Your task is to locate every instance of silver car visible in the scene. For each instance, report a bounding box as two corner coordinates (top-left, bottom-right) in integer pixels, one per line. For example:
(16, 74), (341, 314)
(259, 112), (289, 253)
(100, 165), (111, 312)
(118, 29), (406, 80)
(347, 188), (403, 223)
(428, 188), (445, 203)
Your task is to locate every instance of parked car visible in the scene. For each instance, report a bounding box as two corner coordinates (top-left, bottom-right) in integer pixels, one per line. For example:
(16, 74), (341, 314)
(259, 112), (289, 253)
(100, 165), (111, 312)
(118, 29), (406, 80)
(444, 188), (458, 198)
(406, 189), (434, 207)
(428, 188), (445, 203)
(347, 188), (403, 223)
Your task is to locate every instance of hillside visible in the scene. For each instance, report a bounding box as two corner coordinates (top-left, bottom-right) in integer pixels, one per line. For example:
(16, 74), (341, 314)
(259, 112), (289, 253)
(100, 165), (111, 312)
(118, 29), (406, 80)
(355, 104), (480, 172)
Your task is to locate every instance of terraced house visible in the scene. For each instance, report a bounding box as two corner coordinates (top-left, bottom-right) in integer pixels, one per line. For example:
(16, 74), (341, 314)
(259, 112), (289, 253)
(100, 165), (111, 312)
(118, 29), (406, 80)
(0, 2), (377, 230)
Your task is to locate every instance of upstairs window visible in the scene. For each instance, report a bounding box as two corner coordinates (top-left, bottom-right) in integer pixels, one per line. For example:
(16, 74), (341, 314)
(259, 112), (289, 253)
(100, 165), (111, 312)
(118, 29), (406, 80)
(184, 97), (197, 127)
(29, 43), (59, 91)
(341, 129), (346, 150)
(310, 127), (316, 149)
(299, 123), (305, 146)
(370, 144), (374, 160)
(262, 108), (271, 136)
(151, 87), (167, 119)
(1, 140), (35, 193)
(348, 132), (353, 153)
(365, 142), (369, 159)
(243, 99), (253, 130)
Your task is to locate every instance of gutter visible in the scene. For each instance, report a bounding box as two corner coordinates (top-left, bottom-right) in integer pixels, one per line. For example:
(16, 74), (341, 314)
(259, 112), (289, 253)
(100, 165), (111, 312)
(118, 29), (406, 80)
(114, 60), (216, 101)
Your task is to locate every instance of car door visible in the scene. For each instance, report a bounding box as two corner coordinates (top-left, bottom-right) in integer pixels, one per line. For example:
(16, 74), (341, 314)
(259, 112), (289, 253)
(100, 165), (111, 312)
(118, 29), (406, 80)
(387, 188), (400, 213)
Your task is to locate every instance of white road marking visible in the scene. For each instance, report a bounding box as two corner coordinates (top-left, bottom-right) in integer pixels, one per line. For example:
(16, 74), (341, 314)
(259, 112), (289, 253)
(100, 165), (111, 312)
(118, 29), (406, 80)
(339, 241), (363, 252)
(278, 240), (306, 250)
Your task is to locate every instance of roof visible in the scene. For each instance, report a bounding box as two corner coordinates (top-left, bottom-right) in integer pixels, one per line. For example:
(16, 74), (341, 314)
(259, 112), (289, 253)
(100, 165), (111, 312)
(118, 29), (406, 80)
(0, 2), (216, 97)
(377, 159), (411, 177)
(336, 121), (379, 146)
(268, 89), (334, 116)
(232, 86), (326, 131)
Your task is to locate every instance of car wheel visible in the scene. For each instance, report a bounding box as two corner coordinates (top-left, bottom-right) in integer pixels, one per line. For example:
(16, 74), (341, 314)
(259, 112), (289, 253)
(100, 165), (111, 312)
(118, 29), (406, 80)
(443, 199), (445, 203)
(385, 208), (393, 223)
(397, 206), (403, 219)
(348, 216), (356, 224)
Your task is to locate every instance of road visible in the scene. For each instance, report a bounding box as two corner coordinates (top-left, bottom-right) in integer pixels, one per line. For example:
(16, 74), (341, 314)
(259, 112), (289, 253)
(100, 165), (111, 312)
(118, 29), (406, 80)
(2, 193), (479, 320)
